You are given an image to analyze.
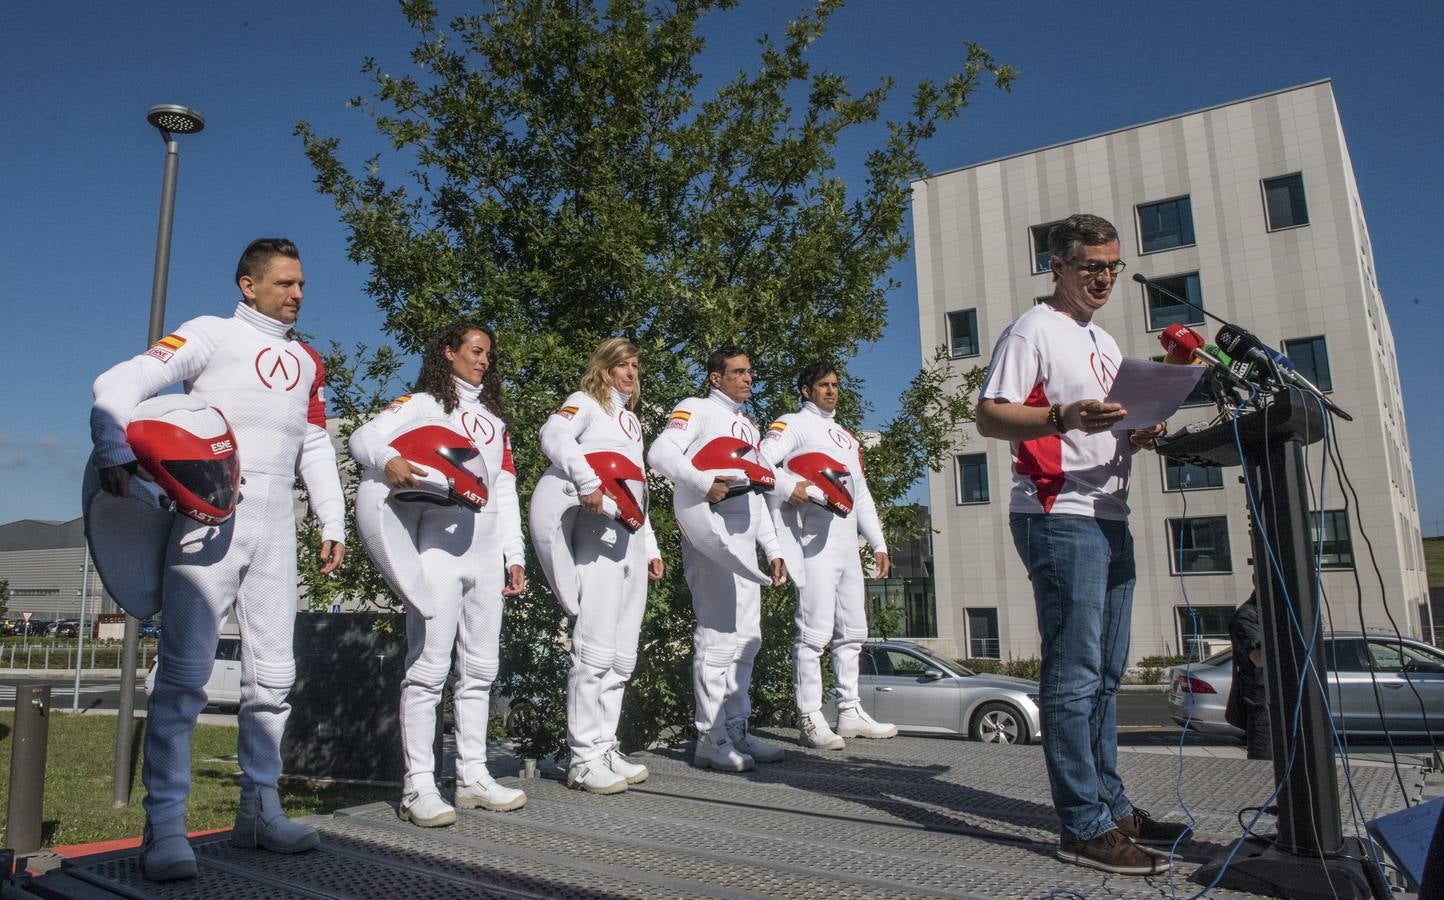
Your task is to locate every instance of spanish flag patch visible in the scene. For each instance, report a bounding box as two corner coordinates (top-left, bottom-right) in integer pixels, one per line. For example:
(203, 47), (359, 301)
(144, 333), (186, 363)
(385, 394), (412, 412)
(556, 405), (579, 420)
(764, 420), (786, 440)
(666, 409), (692, 430)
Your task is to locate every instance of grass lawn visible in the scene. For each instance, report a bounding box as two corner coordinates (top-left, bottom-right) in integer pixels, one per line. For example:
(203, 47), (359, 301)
(1424, 535), (1444, 587)
(0, 712), (392, 848)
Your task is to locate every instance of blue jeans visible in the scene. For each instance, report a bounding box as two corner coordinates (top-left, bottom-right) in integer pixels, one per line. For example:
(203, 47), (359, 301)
(1010, 513), (1136, 843)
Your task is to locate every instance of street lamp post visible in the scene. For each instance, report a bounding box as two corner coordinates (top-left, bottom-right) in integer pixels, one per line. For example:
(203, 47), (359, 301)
(73, 548), (90, 713)
(112, 103), (204, 808)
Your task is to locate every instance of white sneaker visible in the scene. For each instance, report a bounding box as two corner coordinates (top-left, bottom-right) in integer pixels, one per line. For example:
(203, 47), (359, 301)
(836, 705), (897, 739)
(455, 774), (527, 811)
(398, 790), (457, 827)
(727, 720), (784, 763)
(568, 758), (629, 794)
(798, 710), (846, 750)
(692, 731), (754, 772)
(602, 746), (649, 784)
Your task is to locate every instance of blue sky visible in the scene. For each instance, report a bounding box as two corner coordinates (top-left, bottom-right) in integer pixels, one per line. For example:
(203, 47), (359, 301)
(2, 0), (1441, 533)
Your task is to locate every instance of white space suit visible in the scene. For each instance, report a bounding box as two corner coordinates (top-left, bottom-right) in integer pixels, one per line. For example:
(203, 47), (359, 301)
(349, 380), (525, 805)
(90, 302), (345, 825)
(648, 389), (781, 751)
(760, 401), (887, 719)
(533, 389), (659, 778)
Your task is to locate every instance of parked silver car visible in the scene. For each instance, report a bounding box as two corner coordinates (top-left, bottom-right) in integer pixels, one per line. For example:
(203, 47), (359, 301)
(144, 628), (242, 709)
(827, 640), (1042, 744)
(1168, 632), (1444, 738)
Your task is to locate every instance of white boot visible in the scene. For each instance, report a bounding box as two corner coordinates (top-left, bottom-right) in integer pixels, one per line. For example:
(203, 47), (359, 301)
(836, 704), (897, 739)
(798, 710), (846, 750)
(141, 815), (197, 881)
(602, 745), (649, 784)
(727, 720), (784, 763)
(567, 757), (629, 794)
(398, 790), (457, 827)
(455, 773), (528, 811)
(693, 729), (754, 772)
(232, 784), (320, 853)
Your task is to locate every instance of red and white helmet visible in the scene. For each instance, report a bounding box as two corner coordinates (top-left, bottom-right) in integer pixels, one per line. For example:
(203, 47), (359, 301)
(388, 417), (488, 511)
(691, 436), (776, 501)
(585, 451), (647, 533)
(125, 394), (241, 525)
(786, 451), (853, 516)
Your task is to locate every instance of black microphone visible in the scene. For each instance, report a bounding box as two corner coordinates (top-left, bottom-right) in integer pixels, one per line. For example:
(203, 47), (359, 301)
(1132, 272), (1233, 330)
(1215, 325), (1353, 421)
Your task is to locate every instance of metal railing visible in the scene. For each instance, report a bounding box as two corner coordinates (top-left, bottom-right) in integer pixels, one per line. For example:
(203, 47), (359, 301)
(0, 639), (153, 671)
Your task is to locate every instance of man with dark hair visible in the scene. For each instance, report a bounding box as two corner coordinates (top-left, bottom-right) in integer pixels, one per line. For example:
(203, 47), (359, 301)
(1226, 591), (1271, 760)
(976, 213), (1185, 876)
(649, 346), (788, 771)
(761, 362), (894, 749)
(91, 238), (345, 880)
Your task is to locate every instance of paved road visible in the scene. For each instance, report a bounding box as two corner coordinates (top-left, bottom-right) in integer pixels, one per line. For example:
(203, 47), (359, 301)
(1117, 688), (1173, 727)
(1, 675), (145, 714)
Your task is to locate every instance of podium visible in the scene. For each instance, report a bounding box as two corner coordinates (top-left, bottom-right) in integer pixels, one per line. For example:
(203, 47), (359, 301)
(1158, 387), (1385, 898)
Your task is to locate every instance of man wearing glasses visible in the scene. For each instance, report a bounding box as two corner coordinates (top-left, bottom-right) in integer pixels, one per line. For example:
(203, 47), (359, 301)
(976, 214), (1185, 875)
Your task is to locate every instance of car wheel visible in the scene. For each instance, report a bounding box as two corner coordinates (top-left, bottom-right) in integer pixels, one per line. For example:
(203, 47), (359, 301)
(970, 702), (1026, 744)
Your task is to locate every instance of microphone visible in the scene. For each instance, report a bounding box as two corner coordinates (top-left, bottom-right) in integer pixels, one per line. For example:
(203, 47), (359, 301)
(1215, 325), (1353, 421)
(1158, 324), (1204, 365)
(1133, 272), (1231, 329)
(1157, 324), (1253, 392)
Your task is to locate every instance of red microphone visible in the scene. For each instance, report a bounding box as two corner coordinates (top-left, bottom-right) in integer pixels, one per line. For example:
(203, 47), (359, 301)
(1159, 324), (1205, 365)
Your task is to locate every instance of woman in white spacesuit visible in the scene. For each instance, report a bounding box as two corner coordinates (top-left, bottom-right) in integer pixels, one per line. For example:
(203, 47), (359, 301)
(350, 322), (528, 827)
(533, 338), (663, 794)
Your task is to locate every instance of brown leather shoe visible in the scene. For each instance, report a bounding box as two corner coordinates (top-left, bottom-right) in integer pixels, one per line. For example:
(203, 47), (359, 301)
(1057, 828), (1169, 875)
(1115, 807), (1191, 846)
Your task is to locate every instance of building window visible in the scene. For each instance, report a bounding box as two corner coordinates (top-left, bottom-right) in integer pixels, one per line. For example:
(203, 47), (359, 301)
(1163, 457), (1224, 491)
(955, 453), (989, 504)
(967, 608), (1000, 659)
(1167, 516), (1232, 574)
(1138, 196), (1196, 253)
(1175, 605), (1234, 659)
(1311, 510), (1354, 569)
(947, 309), (980, 358)
(1144, 272), (1204, 331)
(1263, 173), (1309, 230)
(1283, 336), (1333, 392)
(1030, 221), (1062, 274)
(865, 579), (937, 639)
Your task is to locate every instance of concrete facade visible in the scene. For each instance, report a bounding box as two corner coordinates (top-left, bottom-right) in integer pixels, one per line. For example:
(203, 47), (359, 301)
(911, 80), (1429, 662)
(0, 519), (115, 624)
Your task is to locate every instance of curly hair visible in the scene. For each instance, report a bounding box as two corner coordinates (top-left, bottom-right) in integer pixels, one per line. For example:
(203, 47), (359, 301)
(413, 321), (508, 420)
(579, 337), (640, 413)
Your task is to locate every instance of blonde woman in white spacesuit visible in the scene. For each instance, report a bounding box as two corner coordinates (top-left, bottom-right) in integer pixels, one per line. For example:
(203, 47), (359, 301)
(532, 338), (664, 794)
(350, 322), (528, 827)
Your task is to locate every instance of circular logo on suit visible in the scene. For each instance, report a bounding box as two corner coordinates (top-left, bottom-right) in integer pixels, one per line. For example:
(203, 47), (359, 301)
(461, 411), (497, 445)
(620, 411), (642, 442)
(731, 420), (755, 445)
(828, 427), (853, 450)
(254, 348), (302, 391)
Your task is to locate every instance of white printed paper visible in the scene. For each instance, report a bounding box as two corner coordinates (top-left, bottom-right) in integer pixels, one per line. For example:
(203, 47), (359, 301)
(1103, 358), (1204, 430)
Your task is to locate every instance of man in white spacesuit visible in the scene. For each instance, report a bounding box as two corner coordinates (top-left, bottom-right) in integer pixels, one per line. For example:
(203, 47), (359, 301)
(760, 363), (895, 750)
(91, 238), (345, 881)
(648, 346), (788, 772)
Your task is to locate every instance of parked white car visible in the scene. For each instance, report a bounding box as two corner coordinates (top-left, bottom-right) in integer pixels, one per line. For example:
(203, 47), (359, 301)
(144, 625), (242, 709)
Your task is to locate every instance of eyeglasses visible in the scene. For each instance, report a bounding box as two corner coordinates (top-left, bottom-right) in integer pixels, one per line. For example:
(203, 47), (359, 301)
(1071, 259), (1127, 277)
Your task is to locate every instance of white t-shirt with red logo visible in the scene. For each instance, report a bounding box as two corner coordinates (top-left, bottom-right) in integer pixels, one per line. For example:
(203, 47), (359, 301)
(980, 302), (1131, 520)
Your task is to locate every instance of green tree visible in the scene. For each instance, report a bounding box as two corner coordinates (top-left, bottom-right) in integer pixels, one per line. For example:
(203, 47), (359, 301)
(297, 0), (1008, 759)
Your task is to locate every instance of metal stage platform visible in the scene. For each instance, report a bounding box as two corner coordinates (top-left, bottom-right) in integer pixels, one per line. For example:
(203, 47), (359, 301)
(12, 731), (1422, 899)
